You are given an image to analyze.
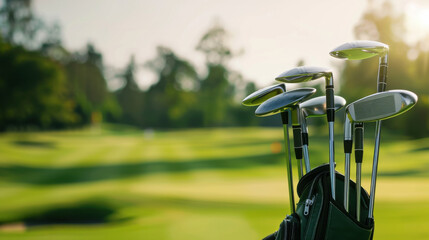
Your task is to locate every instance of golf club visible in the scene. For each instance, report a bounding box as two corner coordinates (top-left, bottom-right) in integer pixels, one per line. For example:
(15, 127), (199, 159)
(344, 90), (417, 222)
(255, 87), (317, 212)
(276, 66), (337, 199)
(299, 96), (346, 173)
(242, 83), (296, 212)
(330, 40), (389, 214)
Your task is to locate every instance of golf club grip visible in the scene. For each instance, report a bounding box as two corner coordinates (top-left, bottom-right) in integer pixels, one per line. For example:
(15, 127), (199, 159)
(292, 125), (303, 159)
(302, 132), (309, 146)
(281, 111), (289, 125)
(326, 86), (335, 122)
(344, 140), (352, 154)
(355, 123), (364, 163)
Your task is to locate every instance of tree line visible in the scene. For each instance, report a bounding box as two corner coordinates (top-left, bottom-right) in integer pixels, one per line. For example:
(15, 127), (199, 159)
(0, 0), (427, 137)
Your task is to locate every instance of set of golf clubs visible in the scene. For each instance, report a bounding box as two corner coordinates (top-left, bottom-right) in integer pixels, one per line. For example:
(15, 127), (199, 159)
(242, 40), (418, 223)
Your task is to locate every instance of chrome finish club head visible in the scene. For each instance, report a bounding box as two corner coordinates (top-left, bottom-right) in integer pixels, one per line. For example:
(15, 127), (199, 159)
(255, 88), (316, 117)
(300, 96), (346, 118)
(275, 66), (332, 83)
(242, 83), (286, 106)
(329, 40), (389, 60)
(346, 90), (417, 122)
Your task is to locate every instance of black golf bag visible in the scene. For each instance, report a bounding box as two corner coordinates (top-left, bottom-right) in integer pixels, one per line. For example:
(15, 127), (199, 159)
(263, 164), (374, 240)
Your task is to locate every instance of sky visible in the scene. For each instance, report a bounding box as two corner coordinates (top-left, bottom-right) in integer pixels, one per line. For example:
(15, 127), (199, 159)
(32, 0), (429, 90)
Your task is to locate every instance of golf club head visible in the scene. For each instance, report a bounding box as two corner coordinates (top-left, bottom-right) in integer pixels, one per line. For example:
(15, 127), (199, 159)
(329, 40), (389, 60)
(346, 90), (417, 122)
(255, 88), (316, 117)
(242, 83), (286, 106)
(300, 96), (346, 118)
(275, 66), (332, 83)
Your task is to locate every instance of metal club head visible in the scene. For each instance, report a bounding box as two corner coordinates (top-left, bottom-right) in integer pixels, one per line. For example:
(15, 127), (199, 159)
(275, 66), (332, 83)
(300, 96), (346, 118)
(346, 90), (417, 122)
(242, 83), (286, 106)
(330, 40), (389, 60)
(255, 88), (316, 117)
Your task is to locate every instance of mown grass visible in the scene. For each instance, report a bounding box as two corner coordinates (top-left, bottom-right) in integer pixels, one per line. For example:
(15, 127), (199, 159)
(0, 125), (428, 239)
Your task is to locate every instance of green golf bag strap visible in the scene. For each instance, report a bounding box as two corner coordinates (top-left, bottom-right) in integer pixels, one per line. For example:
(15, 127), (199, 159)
(262, 214), (300, 240)
(296, 164), (374, 240)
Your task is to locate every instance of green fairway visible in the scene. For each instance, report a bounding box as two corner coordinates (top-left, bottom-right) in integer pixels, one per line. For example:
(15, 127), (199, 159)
(0, 125), (428, 239)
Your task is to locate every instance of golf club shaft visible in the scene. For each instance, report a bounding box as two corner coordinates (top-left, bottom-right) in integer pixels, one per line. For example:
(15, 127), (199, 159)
(301, 119), (310, 173)
(356, 163), (362, 221)
(344, 153), (350, 211)
(326, 78), (336, 200)
(281, 112), (295, 213)
(328, 121), (335, 199)
(343, 117), (353, 212)
(368, 54), (388, 220)
(355, 122), (364, 221)
(303, 144), (310, 173)
(368, 120), (382, 219)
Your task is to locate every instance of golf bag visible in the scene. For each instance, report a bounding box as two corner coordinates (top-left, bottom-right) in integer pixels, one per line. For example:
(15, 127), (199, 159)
(263, 164), (374, 240)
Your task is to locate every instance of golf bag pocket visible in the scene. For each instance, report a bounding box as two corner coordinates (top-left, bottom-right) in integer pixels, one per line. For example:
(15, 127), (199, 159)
(296, 164), (374, 240)
(324, 202), (373, 240)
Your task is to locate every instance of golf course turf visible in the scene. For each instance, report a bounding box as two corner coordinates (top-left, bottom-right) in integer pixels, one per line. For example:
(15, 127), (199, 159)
(0, 125), (428, 239)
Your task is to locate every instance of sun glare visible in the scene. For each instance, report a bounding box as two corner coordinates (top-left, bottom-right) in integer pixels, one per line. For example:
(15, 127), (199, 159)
(405, 3), (429, 44)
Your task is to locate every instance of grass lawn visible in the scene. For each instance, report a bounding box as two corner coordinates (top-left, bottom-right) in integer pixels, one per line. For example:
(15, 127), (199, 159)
(0, 125), (428, 239)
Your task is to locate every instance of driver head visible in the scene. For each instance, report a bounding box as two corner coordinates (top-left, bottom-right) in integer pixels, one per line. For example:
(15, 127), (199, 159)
(255, 87), (316, 117)
(275, 66), (332, 83)
(330, 40), (389, 60)
(346, 90), (417, 122)
(242, 83), (286, 106)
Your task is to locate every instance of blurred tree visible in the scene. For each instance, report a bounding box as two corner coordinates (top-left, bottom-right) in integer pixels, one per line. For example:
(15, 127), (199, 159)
(115, 55), (144, 127)
(145, 46), (200, 128)
(0, 0), (46, 49)
(0, 41), (77, 130)
(196, 23), (237, 126)
(339, 0), (429, 137)
(65, 44), (121, 125)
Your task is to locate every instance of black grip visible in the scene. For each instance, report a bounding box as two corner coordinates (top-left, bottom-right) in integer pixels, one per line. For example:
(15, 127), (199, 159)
(325, 86), (335, 122)
(302, 132), (309, 146)
(292, 125), (302, 148)
(281, 111), (288, 125)
(377, 63), (388, 92)
(344, 139), (353, 154)
(294, 147), (303, 159)
(292, 125), (303, 159)
(354, 123), (364, 163)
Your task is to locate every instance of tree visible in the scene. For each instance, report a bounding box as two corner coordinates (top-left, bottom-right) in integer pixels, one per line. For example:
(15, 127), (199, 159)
(115, 55), (144, 127)
(0, 0), (45, 49)
(145, 46), (200, 128)
(196, 24), (237, 126)
(0, 41), (77, 130)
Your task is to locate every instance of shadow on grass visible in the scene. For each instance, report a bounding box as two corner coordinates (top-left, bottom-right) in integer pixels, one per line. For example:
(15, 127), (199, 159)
(409, 146), (429, 152)
(362, 166), (429, 178)
(0, 153), (282, 185)
(13, 140), (56, 149)
(0, 199), (121, 227)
